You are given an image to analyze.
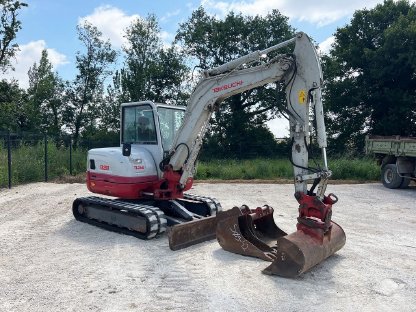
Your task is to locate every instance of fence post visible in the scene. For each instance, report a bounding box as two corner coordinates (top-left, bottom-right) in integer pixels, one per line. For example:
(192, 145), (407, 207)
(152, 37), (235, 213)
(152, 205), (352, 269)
(69, 137), (73, 175)
(44, 134), (48, 182)
(7, 131), (12, 189)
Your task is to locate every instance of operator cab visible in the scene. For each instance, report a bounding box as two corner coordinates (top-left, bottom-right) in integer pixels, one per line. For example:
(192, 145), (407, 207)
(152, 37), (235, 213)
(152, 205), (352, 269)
(121, 101), (185, 152)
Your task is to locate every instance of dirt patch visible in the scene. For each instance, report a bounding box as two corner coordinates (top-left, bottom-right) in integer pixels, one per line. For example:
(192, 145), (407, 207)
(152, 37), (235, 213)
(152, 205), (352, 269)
(51, 173), (87, 184)
(0, 182), (415, 312)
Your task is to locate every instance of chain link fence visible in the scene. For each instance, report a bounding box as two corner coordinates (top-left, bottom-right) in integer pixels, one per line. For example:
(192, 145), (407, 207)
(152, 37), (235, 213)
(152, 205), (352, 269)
(0, 131), (294, 189)
(0, 131), (119, 189)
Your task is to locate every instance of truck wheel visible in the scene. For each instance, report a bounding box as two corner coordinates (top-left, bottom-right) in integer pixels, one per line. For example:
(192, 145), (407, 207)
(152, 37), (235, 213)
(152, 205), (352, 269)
(399, 174), (411, 189)
(381, 164), (403, 189)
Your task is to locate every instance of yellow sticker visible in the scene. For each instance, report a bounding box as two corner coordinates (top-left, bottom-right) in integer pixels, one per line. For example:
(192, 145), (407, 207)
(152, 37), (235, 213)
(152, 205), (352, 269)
(298, 90), (306, 104)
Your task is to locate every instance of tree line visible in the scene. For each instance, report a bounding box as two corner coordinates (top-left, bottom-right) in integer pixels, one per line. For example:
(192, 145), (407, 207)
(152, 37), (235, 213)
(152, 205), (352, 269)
(1, 0), (415, 157)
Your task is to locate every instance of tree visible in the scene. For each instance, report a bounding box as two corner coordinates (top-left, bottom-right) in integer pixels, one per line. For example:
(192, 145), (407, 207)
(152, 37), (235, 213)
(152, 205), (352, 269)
(63, 21), (117, 147)
(85, 74), (123, 146)
(100, 72), (123, 133)
(0, 0), (27, 72)
(27, 49), (65, 139)
(0, 79), (30, 132)
(323, 0), (416, 154)
(120, 14), (188, 104)
(175, 8), (295, 158)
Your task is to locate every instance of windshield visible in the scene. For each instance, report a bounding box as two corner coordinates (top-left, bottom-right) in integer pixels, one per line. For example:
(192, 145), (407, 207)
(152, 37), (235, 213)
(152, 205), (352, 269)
(122, 104), (157, 144)
(158, 107), (185, 151)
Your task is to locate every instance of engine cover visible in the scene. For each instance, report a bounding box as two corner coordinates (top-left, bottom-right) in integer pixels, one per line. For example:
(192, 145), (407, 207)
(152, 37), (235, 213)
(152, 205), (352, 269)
(86, 146), (159, 199)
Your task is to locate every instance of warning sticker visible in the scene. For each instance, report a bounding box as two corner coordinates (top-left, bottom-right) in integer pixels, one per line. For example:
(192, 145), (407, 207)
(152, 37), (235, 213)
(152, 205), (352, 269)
(298, 90), (306, 104)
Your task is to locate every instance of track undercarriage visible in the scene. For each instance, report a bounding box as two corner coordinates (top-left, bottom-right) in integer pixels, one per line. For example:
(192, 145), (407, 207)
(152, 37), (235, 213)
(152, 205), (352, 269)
(72, 193), (222, 250)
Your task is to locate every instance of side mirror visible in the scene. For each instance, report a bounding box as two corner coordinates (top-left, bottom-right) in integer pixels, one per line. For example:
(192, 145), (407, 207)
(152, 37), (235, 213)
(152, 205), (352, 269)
(122, 143), (131, 157)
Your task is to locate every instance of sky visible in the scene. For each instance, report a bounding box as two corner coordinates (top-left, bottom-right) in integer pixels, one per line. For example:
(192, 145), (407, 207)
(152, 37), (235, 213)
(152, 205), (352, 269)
(2, 0), (402, 136)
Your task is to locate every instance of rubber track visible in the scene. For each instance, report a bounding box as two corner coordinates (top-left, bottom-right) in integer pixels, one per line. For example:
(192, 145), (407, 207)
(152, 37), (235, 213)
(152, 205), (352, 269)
(73, 196), (167, 239)
(183, 193), (223, 215)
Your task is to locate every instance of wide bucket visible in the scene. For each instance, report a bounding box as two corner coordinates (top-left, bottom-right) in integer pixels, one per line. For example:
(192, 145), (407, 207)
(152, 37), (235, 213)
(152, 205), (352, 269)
(216, 205), (287, 261)
(262, 221), (346, 277)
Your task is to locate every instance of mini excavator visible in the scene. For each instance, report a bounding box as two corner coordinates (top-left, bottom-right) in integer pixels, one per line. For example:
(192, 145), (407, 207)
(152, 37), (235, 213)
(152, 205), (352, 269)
(72, 32), (346, 277)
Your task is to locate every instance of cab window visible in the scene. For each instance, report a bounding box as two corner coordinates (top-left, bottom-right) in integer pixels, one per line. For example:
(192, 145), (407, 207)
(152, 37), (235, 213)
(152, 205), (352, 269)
(158, 107), (185, 151)
(122, 105), (157, 144)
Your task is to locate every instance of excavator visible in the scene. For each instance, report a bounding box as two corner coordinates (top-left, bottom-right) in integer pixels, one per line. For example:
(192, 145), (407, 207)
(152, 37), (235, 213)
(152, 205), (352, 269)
(72, 32), (346, 277)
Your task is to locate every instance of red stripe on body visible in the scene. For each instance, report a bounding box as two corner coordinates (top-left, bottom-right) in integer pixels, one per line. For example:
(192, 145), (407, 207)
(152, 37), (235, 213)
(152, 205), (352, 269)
(87, 171), (159, 199)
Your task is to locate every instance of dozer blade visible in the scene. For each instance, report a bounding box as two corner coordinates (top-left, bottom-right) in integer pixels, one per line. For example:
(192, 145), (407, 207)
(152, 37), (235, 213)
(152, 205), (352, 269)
(263, 221), (346, 277)
(168, 215), (219, 251)
(168, 208), (241, 250)
(216, 205), (287, 261)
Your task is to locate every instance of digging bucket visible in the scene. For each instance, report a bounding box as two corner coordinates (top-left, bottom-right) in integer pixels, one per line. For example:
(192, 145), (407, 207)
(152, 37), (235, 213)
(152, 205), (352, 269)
(263, 191), (346, 277)
(262, 221), (346, 277)
(216, 205), (287, 261)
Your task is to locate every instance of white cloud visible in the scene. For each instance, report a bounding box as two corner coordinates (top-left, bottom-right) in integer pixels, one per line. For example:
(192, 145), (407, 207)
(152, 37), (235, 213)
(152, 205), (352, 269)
(201, 0), (384, 26)
(266, 116), (289, 138)
(3, 40), (68, 89)
(80, 6), (177, 49)
(318, 36), (335, 55)
(79, 5), (139, 48)
(161, 9), (181, 22)
(160, 31), (175, 48)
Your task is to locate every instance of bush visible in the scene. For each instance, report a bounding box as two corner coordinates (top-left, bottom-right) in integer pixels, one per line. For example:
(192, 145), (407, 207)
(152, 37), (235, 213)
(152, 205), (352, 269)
(195, 157), (379, 181)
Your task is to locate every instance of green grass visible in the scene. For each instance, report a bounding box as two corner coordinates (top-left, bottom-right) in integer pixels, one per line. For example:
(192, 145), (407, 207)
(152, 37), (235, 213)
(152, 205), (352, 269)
(0, 141), (380, 188)
(0, 141), (87, 187)
(195, 158), (380, 181)
(329, 158), (380, 180)
(196, 159), (293, 180)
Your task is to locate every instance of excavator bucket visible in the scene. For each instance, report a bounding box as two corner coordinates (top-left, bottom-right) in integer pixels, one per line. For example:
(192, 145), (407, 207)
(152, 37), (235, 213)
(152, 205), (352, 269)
(216, 205), (287, 261)
(262, 221), (345, 277)
(216, 192), (346, 277)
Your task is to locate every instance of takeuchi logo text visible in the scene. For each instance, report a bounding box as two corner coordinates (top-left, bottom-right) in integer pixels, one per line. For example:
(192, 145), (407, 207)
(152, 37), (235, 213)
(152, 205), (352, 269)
(212, 80), (243, 93)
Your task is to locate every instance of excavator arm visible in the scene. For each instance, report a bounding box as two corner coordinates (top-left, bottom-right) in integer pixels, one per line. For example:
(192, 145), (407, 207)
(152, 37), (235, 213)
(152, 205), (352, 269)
(165, 32), (345, 277)
(164, 32), (330, 199)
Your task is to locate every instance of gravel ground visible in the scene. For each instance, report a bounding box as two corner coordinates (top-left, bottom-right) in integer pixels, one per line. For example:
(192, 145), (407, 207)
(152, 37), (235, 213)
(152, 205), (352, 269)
(0, 182), (415, 312)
